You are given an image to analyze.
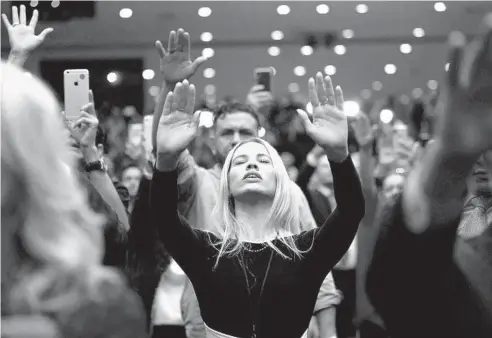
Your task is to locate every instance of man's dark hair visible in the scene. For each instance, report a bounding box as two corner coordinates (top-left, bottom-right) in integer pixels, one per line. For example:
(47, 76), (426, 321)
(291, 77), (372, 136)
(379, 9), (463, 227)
(213, 101), (261, 129)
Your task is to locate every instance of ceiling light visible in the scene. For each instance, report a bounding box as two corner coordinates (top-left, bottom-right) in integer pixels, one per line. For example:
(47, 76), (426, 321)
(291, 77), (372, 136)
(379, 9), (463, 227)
(412, 88), (423, 98)
(316, 4), (330, 14)
(51, 0), (60, 9)
(434, 2), (447, 12)
(294, 66), (306, 76)
(203, 68), (215, 79)
(380, 109), (394, 124)
(271, 30), (284, 40)
(30, 1), (38, 7)
(301, 45), (314, 56)
(107, 72), (118, 83)
(413, 28), (425, 38)
(344, 101), (360, 117)
(385, 64), (397, 75)
(355, 4), (369, 14)
(142, 69), (155, 80)
(399, 95), (410, 105)
(200, 32), (213, 42)
(400, 43), (412, 54)
(268, 46), (281, 56)
(342, 29), (354, 39)
(427, 80), (439, 90)
(199, 110), (215, 128)
(288, 83), (300, 93)
(119, 8), (132, 18)
(361, 89), (372, 99)
(445, 63), (450, 71)
(204, 84), (216, 95)
(277, 5), (290, 15)
(324, 65), (336, 76)
(148, 86), (160, 97)
(334, 45), (346, 55)
(202, 48), (215, 58)
(198, 7), (212, 17)
(372, 81), (383, 91)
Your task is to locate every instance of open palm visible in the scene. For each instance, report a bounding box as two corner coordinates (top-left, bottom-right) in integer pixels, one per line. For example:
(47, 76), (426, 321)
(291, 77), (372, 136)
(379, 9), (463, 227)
(157, 80), (200, 156)
(438, 18), (492, 157)
(2, 5), (53, 54)
(155, 28), (208, 84)
(298, 73), (349, 162)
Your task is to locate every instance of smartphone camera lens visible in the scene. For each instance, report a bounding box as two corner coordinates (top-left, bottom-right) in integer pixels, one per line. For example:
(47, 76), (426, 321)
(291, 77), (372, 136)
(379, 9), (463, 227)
(74, 82), (79, 86)
(80, 74), (85, 80)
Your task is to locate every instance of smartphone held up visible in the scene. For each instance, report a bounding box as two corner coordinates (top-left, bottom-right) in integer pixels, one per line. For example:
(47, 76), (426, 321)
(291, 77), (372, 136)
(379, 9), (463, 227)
(63, 69), (90, 121)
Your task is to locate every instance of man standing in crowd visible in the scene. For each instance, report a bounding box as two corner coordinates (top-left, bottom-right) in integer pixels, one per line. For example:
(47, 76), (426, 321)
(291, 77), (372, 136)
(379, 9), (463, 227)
(151, 29), (341, 338)
(367, 19), (492, 338)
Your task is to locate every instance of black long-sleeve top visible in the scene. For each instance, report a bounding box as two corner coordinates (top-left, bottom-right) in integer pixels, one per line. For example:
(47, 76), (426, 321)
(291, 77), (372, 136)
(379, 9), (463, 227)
(150, 156), (364, 338)
(367, 195), (492, 338)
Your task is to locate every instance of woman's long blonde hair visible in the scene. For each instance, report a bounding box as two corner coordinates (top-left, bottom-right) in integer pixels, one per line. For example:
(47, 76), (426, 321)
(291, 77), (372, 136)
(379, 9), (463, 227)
(210, 138), (310, 267)
(1, 62), (117, 315)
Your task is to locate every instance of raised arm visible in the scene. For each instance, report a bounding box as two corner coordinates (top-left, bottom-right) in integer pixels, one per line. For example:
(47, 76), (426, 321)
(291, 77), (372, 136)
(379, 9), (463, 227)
(2, 5), (52, 68)
(367, 18), (492, 338)
(297, 72), (365, 273)
(153, 80), (210, 277)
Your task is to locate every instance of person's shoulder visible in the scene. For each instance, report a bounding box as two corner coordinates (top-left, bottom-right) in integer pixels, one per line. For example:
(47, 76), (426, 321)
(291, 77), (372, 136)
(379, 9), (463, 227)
(59, 270), (147, 338)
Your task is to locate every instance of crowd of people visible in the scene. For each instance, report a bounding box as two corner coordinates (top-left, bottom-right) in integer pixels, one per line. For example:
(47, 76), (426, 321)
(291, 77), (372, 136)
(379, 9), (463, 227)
(1, 4), (492, 338)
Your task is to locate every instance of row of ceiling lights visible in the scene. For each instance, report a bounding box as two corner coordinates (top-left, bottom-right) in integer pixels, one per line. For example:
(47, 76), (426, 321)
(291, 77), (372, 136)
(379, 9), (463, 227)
(276, 2), (447, 15)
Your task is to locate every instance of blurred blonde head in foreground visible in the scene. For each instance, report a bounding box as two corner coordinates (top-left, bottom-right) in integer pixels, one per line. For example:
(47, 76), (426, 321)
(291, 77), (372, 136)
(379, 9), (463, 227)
(1, 61), (113, 315)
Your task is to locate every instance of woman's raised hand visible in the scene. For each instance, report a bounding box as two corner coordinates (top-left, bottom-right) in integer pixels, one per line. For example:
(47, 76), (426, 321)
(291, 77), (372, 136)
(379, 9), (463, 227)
(156, 80), (200, 164)
(297, 72), (349, 163)
(155, 28), (208, 85)
(2, 5), (53, 55)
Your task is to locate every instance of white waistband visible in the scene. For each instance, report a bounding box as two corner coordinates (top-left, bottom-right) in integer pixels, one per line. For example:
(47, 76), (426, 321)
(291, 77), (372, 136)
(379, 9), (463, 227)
(204, 322), (308, 338)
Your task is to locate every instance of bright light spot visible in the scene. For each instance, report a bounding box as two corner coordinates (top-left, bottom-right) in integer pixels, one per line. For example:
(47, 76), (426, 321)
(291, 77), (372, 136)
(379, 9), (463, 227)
(306, 103), (313, 114)
(199, 110), (214, 128)
(205, 84), (216, 95)
(385, 64), (397, 75)
(334, 45), (346, 55)
(427, 80), (439, 90)
(412, 88), (423, 98)
(258, 127), (266, 138)
(268, 46), (281, 56)
(203, 68), (215, 79)
(142, 69), (155, 80)
(380, 109), (394, 124)
(51, 0), (60, 9)
(107, 72), (118, 83)
(413, 28), (425, 38)
(30, 0), (38, 7)
(434, 2), (447, 12)
(399, 95), (410, 105)
(316, 4), (330, 14)
(119, 8), (133, 18)
(324, 65), (336, 75)
(24, 71), (33, 78)
(400, 43), (412, 54)
(198, 7), (212, 17)
(301, 45), (314, 56)
(277, 5), (290, 15)
(288, 83), (300, 93)
(148, 86), (159, 97)
(372, 81), (383, 91)
(361, 89), (371, 99)
(200, 32), (213, 42)
(342, 29), (354, 39)
(445, 63), (450, 71)
(294, 66), (306, 76)
(355, 4), (369, 14)
(343, 101), (360, 117)
(271, 30), (284, 40)
(202, 48), (215, 58)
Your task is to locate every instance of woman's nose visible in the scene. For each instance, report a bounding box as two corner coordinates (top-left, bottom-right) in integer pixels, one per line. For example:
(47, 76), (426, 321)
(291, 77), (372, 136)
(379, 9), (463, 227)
(246, 162), (259, 170)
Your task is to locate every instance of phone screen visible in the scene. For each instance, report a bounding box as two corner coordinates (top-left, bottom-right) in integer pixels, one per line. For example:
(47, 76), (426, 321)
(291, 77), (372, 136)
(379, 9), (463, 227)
(256, 72), (271, 91)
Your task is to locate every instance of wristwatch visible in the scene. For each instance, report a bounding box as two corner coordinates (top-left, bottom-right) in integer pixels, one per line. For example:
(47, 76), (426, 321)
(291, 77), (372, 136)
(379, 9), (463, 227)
(84, 159), (107, 173)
